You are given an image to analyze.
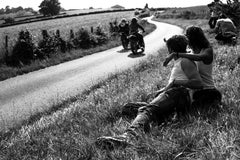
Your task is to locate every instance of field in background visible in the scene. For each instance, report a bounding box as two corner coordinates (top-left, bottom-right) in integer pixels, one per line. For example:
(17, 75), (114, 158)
(0, 11), (134, 58)
(155, 5), (210, 19)
(64, 8), (125, 15)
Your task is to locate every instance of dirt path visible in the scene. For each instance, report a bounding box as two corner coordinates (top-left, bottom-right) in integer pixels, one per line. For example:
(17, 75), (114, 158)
(0, 17), (183, 132)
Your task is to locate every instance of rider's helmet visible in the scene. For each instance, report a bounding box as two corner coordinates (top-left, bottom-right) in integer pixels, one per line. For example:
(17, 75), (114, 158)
(121, 18), (127, 23)
(120, 18), (127, 27)
(131, 17), (138, 24)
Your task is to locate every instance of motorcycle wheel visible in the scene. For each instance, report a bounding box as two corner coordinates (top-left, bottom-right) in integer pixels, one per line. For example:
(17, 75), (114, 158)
(122, 40), (128, 50)
(131, 42), (138, 54)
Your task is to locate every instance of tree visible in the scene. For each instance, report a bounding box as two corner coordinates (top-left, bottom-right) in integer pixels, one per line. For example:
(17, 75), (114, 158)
(39, 0), (61, 16)
(208, 0), (240, 27)
(5, 6), (11, 14)
(144, 3), (149, 9)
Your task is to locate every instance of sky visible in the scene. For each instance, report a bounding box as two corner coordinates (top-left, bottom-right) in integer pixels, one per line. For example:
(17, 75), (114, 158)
(0, 0), (217, 10)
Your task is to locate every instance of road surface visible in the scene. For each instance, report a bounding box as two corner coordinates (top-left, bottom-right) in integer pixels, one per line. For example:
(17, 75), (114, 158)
(0, 17), (183, 132)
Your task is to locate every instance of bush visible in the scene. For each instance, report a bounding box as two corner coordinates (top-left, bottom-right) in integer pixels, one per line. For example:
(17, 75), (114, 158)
(75, 28), (92, 49)
(4, 17), (15, 24)
(134, 10), (140, 16)
(209, 0), (240, 27)
(109, 19), (119, 36)
(55, 30), (67, 53)
(38, 30), (58, 58)
(180, 10), (197, 19)
(9, 30), (35, 66)
(93, 25), (109, 45)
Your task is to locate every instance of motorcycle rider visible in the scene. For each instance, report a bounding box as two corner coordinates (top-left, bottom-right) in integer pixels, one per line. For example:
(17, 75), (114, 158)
(129, 17), (145, 51)
(118, 18), (130, 49)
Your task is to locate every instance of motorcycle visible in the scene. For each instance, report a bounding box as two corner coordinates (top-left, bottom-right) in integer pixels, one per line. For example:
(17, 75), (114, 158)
(119, 32), (129, 50)
(128, 31), (145, 54)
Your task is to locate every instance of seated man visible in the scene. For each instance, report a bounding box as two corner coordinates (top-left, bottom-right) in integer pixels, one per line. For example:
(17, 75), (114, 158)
(214, 15), (237, 43)
(96, 35), (203, 149)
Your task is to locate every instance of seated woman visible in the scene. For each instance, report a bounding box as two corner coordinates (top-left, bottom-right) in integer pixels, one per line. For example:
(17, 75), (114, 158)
(163, 26), (222, 109)
(122, 26), (222, 119)
(96, 35), (204, 150)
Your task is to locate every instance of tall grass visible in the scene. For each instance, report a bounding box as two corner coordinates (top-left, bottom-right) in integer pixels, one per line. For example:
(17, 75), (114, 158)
(0, 19), (239, 159)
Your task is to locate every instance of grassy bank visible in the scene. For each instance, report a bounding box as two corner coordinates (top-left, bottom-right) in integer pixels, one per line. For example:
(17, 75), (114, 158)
(0, 18), (239, 159)
(0, 19), (156, 81)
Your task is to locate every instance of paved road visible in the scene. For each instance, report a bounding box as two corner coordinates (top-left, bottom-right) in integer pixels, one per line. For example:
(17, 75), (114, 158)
(0, 17), (183, 132)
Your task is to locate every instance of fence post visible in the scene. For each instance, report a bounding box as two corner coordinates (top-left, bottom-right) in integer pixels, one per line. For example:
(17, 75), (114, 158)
(56, 29), (60, 38)
(5, 35), (9, 59)
(91, 26), (94, 33)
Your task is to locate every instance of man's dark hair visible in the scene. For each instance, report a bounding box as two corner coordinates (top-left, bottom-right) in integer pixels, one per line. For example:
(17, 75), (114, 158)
(166, 35), (188, 53)
(185, 26), (210, 50)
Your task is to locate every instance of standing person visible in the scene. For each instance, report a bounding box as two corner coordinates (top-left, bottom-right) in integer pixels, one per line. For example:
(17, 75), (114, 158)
(207, 0), (223, 28)
(118, 18), (130, 50)
(164, 26), (222, 108)
(208, 9), (219, 29)
(129, 17), (145, 51)
(96, 35), (203, 149)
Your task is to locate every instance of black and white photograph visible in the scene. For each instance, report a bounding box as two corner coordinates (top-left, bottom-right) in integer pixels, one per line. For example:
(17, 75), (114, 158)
(0, 0), (239, 159)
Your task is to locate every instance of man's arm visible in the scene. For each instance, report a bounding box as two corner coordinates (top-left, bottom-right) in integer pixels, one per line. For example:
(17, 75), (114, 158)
(173, 59), (203, 89)
(137, 24), (145, 32)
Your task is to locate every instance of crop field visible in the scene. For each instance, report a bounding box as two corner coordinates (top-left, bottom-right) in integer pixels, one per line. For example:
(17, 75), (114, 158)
(0, 10), (134, 59)
(64, 8), (118, 15)
(155, 5), (210, 19)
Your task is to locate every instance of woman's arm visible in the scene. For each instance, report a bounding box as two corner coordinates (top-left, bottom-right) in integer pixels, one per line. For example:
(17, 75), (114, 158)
(177, 48), (213, 64)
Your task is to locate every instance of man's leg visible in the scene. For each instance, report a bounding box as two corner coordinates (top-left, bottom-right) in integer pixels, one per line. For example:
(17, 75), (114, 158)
(127, 87), (190, 134)
(95, 87), (190, 150)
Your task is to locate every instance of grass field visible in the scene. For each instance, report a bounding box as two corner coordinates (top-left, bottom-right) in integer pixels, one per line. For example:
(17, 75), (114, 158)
(0, 11), (134, 59)
(155, 5), (210, 19)
(0, 16), (239, 159)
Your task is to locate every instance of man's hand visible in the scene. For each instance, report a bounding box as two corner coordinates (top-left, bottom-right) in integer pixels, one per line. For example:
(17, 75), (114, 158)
(163, 53), (176, 67)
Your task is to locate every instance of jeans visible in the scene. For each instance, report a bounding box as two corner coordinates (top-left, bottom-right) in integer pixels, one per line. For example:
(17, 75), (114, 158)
(209, 17), (218, 29)
(127, 87), (191, 133)
(192, 88), (222, 108)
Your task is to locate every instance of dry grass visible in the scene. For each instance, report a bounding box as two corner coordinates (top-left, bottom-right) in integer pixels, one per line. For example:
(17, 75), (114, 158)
(0, 18), (239, 159)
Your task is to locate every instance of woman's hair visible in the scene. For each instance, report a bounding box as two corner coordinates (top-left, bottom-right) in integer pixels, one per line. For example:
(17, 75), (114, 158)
(185, 26), (210, 50)
(166, 35), (188, 53)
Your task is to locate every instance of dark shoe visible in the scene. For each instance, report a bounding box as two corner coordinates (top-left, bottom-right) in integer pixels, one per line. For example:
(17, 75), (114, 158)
(95, 132), (136, 150)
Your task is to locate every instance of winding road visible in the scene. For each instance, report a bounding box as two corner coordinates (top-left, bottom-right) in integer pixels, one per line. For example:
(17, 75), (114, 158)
(0, 17), (183, 132)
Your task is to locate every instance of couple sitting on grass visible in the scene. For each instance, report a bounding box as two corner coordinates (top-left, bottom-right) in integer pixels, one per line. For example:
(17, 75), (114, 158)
(96, 26), (222, 150)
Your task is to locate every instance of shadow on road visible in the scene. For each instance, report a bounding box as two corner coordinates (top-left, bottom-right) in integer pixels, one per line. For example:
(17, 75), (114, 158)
(128, 52), (145, 58)
(117, 48), (130, 53)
